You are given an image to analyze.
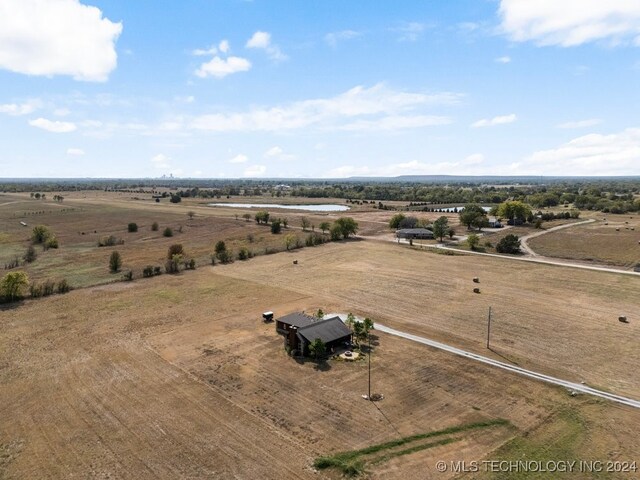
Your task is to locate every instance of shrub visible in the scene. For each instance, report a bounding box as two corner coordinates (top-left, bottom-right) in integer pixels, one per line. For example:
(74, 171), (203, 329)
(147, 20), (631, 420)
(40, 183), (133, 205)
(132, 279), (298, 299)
(496, 234), (521, 254)
(109, 251), (122, 273)
(4, 257), (20, 270)
(44, 236), (59, 250)
(151, 222), (159, 231)
(153, 266), (162, 276)
(128, 222), (138, 232)
(29, 283), (43, 298)
(23, 245), (37, 263)
(271, 220), (282, 234)
(237, 248), (249, 260)
(163, 227), (173, 237)
(169, 194), (181, 203)
(0, 271), (29, 301)
(216, 250), (233, 264)
(122, 270), (133, 281)
(31, 225), (51, 244)
(42, 279), (56, 296)
(214, 241), (227, 254)
(165, 254), (182, 274)
(467, 233), (480, 250)
(143, 265), (154, 278)
(188, 258), (196, 270)
(98, 235), (123, 247)
(167, 244), (184, 259)
(56, 279), (71, 294)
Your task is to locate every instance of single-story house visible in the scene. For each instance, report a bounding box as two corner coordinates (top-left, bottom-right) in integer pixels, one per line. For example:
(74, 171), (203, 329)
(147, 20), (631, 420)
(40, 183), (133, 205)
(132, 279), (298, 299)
(487, 217), (502, 228)
(276, 312), (352, 355)
(395, 228), (434, 240)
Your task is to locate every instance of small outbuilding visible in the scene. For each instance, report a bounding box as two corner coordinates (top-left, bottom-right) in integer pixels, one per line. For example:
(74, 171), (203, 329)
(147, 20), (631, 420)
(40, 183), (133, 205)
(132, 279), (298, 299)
(396, 228), (434, 240)
(487, 217), (502, 228)
(276, 312), (352, 355)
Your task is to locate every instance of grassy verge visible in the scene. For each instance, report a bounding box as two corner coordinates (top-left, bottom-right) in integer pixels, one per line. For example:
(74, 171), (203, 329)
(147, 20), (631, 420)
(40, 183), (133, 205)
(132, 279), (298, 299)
(314, 418), (510, 477)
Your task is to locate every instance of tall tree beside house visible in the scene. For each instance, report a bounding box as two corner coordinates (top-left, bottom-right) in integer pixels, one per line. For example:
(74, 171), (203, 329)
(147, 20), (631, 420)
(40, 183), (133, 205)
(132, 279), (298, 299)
(431, 216), (449, 242)
(308, 338), (326, 361)
(459, 204), (487, 230)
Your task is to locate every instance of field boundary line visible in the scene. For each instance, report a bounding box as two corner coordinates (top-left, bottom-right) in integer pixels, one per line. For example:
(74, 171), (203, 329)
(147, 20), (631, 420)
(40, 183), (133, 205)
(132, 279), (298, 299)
(375, 324), (640, 409)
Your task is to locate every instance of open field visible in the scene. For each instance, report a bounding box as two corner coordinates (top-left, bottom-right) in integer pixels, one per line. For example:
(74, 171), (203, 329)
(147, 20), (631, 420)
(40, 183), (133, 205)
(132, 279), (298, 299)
(2, 256), (639, 479)
(215, 240), (640, 399)
(528, 214), (640, 268)
(2, 194), (639, 479)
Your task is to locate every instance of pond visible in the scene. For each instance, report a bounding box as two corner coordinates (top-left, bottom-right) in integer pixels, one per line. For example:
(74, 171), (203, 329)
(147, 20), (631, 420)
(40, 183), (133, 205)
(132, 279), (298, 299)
(207, 203), (351, 212)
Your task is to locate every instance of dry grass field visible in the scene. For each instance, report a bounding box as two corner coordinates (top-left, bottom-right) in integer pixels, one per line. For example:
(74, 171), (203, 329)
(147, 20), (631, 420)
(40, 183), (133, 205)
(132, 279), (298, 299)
(1, 194), (639, 479)
(528, 214), (640, 268)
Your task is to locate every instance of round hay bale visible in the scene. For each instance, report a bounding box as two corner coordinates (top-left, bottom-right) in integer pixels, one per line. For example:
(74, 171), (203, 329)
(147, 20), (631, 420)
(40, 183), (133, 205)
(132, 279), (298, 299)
(618, 316), (628, 323)
(473, 288), (481, 294)
(473, 277), (479, 283)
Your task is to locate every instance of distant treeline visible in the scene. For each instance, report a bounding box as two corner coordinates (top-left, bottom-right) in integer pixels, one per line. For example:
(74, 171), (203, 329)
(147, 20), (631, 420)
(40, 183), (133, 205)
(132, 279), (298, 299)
(2, 178), (639, 213)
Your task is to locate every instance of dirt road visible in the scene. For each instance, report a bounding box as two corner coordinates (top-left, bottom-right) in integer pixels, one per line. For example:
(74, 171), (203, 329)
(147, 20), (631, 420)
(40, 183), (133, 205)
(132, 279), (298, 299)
(519, 219), (596, 256)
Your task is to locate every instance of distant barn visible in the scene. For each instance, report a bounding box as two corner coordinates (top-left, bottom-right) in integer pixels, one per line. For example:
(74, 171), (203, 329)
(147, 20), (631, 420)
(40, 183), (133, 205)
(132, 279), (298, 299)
(276, 312), (352, 355)
(396, 228), (434, 240)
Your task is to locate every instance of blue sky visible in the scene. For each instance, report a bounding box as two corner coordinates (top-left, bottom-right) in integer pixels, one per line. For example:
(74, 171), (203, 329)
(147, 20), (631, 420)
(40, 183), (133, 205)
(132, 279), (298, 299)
(1, 0), (639, 178)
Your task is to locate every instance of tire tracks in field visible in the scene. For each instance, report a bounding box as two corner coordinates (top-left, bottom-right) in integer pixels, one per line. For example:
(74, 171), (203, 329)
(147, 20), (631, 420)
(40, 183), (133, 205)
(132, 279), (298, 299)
(375, 323), (640, 409)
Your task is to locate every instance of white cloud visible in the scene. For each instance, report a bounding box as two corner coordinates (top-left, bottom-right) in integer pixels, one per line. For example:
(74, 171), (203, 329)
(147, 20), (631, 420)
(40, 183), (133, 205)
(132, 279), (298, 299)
(264, 146), (295, 160)
(191, 83), (461, 132)
(341, 115), (451, 131)
(324, 30), (361, 47)
(244, 164), (267, 177)
(192, 45), (218, 56)
(498, 0), (640, 47)
(0, 0), (122, 81)
(556, 118), (602, 129)
(246, 31), (271, 49)
(246, 31), (287, 61)
(195, 56), (251, 78)
(265, 146), (283, 157)
(218, 40), (230, 54)
(512, 127), (640, 175)
(66, 148), (84, 156)
(151, 153), (171, 169)
(229, 154), (248, 163)
(463, 153), (485, 165)
(495, 56), (511, 63)
(395, 22), (427, 42)
(29, 117), (77, 133)
(53, 108), (71, 116)
(471, 113), (517, 128)
(326, 155), (488, 178)
(0, 100), (40, 116)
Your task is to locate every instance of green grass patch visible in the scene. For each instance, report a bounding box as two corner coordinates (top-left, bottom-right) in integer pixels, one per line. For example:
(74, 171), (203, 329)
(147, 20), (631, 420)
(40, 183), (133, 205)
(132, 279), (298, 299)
(314, 418), (510, 476)
(475, 409), (596, 479)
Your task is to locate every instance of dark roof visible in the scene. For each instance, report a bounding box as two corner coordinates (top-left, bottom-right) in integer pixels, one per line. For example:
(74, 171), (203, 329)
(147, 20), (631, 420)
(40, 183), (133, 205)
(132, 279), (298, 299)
(298, 316), (352, 344)
(277, 312), (316, 328)
(396, 228), (434, 235)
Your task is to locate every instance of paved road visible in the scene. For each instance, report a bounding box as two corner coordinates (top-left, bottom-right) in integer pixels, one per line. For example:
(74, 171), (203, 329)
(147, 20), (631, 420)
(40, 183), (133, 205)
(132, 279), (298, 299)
(375, 323), (640, 409)
(519, 219), (595, 256)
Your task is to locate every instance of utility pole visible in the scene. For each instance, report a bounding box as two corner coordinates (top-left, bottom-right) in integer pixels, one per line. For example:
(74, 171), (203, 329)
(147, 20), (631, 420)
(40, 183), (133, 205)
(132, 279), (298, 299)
(368, 333), (372, 400)
(486, 306), (492, 349)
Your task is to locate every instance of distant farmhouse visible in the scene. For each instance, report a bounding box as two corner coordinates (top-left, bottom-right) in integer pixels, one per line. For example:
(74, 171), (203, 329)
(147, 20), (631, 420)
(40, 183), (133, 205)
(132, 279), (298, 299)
(487, 217), (503, 228)
(395, 228), (434, 240)
(276, 312), (352, 355)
